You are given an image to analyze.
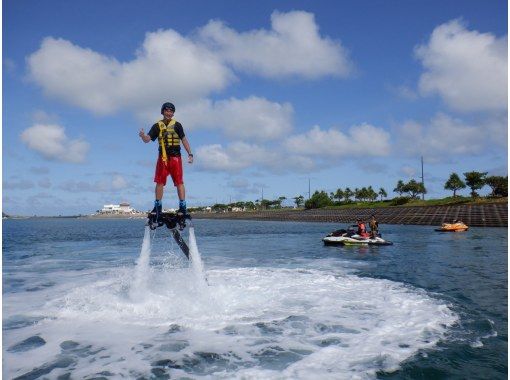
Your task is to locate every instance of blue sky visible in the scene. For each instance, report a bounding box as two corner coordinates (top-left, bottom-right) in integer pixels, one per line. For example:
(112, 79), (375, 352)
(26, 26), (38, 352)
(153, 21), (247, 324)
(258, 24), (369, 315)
(3, 0), (508, 216)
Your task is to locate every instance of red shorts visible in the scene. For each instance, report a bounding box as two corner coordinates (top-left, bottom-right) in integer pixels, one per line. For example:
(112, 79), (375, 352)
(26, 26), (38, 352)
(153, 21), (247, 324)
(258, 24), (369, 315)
(154, 156), (183, 186)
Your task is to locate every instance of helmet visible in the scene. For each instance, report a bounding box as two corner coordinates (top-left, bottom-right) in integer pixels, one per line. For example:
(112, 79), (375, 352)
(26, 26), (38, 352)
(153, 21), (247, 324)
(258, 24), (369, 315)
(161, 102), (175, 114)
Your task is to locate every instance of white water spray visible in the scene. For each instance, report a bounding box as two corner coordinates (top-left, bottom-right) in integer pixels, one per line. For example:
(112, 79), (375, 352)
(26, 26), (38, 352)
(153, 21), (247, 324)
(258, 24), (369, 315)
(188, 227), (207, 284)
(130, 226), (152, 300)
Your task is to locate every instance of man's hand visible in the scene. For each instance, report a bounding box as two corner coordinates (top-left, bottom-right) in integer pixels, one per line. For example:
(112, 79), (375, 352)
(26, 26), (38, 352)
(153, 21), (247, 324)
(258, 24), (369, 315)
(188, 154), (194, 164)
(139, 129), (150, 143)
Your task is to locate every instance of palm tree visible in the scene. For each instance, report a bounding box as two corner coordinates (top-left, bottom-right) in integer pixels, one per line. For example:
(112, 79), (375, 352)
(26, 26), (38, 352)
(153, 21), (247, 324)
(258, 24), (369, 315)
(378, 187), (387, 201)
(343, 187), (353, 203)
(393, 180), (405, 196)
(293, 195), (305, 208)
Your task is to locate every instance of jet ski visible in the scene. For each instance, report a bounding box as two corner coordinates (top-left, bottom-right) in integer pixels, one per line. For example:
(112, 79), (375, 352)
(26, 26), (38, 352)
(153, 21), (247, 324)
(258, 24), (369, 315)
(435, 221), (468, 232)
(323, 226), (393, 246)
(147, 211), (192, 259)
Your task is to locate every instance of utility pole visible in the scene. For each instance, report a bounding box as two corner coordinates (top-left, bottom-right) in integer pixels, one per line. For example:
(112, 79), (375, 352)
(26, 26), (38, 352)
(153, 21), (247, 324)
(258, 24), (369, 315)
(421, 156), (425, 200)
(261, 187), (264, 201)
(308, 178), (311, 199)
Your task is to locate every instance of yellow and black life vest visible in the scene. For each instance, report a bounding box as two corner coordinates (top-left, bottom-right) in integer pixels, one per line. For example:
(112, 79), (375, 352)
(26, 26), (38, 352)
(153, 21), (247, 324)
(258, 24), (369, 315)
(157, 119), (180, 162)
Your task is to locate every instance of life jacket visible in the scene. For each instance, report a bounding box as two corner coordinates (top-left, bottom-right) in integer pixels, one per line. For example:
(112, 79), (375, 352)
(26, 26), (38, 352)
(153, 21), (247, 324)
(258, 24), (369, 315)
(357, 223), (366, 234)
(157, 119), (180, 162)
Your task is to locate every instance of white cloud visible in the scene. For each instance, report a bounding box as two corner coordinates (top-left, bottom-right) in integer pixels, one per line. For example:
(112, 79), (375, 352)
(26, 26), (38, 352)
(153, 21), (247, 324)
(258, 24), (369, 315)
(195, 143), (270, 172)
(284, 124), (391, 157)
(27, 33), (233, 117)
(20, 124), (89, 163)
(198, 11), (352, 79)
(59, 175), (128, 193)
(178, 96), (293, 140)
(395, 113), (506, 160)
(415, 19), (507, 112)
(195, 142), (314, 173)
(27, 11), (351, 120)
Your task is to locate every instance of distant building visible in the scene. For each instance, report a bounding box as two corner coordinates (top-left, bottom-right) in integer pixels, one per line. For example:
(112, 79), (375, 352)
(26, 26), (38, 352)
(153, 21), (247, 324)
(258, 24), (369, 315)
(119, 202), (133, 213)
(101, 204), (120, 213)
(100, 203), (135, 214)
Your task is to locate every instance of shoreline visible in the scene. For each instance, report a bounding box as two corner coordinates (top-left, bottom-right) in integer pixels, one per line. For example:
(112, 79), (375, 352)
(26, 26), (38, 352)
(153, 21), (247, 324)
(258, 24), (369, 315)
(4, 202), (507, 227)
(191, 202), (508, 227)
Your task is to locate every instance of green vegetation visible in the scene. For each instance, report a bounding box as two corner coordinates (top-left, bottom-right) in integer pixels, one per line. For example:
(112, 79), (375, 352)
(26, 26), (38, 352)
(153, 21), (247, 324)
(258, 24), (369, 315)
(464, 171), (488, 198)
(305, 191), (333, 209)
(444, 173), (466, 197)
(485, 175), (508, 197)
(193, 170), (507, 213)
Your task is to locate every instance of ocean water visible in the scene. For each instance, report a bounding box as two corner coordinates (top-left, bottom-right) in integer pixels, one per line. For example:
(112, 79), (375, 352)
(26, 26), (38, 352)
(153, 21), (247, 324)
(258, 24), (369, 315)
(2, 218), (507, 379)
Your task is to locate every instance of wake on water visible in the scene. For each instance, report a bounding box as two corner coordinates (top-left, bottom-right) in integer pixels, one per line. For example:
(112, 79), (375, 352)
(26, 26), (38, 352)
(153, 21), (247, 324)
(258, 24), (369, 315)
(3, 225), (458, 379)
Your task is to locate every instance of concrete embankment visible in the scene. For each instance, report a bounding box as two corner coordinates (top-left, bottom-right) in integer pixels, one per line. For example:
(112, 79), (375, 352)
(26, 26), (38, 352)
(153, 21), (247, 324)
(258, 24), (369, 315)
(192, 203), (507, 227)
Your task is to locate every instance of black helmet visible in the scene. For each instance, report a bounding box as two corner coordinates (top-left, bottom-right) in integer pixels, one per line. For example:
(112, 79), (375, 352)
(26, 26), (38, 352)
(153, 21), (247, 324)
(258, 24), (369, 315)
(161, 102), (175, 114)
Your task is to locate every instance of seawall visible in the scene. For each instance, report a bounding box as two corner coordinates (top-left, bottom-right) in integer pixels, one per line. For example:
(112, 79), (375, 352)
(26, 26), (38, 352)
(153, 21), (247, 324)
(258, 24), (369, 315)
(192, 203), (508, 227)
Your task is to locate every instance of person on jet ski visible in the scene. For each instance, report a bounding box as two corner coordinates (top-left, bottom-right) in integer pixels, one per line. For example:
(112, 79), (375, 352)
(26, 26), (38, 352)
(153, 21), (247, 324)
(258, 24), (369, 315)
(369, 214), (379, 238)
(356, 219), (370, 238)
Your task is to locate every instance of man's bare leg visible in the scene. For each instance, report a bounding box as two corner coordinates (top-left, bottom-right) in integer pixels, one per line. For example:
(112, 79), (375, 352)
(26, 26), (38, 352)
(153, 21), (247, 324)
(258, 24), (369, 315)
(155, 183), (164, 200)
(177, 184), (185, 201)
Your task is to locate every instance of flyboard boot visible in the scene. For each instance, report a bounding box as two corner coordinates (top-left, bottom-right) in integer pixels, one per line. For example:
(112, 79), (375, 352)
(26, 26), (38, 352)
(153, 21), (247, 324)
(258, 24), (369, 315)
(147, 206), (192, 259)
(148, 202), (163, 230)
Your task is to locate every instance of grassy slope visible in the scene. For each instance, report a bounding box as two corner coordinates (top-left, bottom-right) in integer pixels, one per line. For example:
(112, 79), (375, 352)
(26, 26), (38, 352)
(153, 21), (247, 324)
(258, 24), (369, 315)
(323, 196), (508, 209)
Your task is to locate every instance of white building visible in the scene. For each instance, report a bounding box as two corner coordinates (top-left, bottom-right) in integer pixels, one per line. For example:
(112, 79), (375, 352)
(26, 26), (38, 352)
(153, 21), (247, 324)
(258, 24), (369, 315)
(100, 203), (134, 214)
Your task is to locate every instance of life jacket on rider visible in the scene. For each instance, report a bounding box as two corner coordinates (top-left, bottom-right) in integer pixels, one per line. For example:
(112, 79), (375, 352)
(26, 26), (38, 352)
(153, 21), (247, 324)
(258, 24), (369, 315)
(357, 221), (369, 238)
(157, 119), (181, 163)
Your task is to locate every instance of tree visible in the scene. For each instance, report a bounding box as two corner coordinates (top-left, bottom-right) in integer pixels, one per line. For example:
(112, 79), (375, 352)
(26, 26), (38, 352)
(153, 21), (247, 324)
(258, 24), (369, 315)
(343, 187), (353, 203)
(463, 171), (488, 198)
(360, 187), (369, 201)
(260, 199), (272, 209)
(367, 186), (378, 201)
(444, 173), (466, 197)
(354, 188), (361, 202)
(275, 196), (287, 208)
(393, 180), (405, 196)
(212, 203), (228, 212)
(244, 201), (256, 210)
(293, 195), (305, 208)
(485, 176), (508, 197)
(305, 191), (333, 209)
(378, 187), (387, 201)
(330, 188), (344, 204)
(403, 179), (426, 199)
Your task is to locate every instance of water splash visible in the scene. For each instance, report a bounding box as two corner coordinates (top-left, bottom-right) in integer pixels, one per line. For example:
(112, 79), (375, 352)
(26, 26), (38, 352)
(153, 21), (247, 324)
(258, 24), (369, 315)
(130, 226), (152, 301)
(188, 227), (207, 285)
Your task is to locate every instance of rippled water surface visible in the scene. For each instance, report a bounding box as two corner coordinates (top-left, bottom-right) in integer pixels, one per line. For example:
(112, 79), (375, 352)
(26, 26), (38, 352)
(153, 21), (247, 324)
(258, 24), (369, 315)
(3, 218), (507, 379)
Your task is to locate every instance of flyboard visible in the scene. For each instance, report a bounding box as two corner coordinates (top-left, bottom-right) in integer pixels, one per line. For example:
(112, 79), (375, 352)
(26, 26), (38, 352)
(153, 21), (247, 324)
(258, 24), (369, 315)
(147, 211), (192, 259)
